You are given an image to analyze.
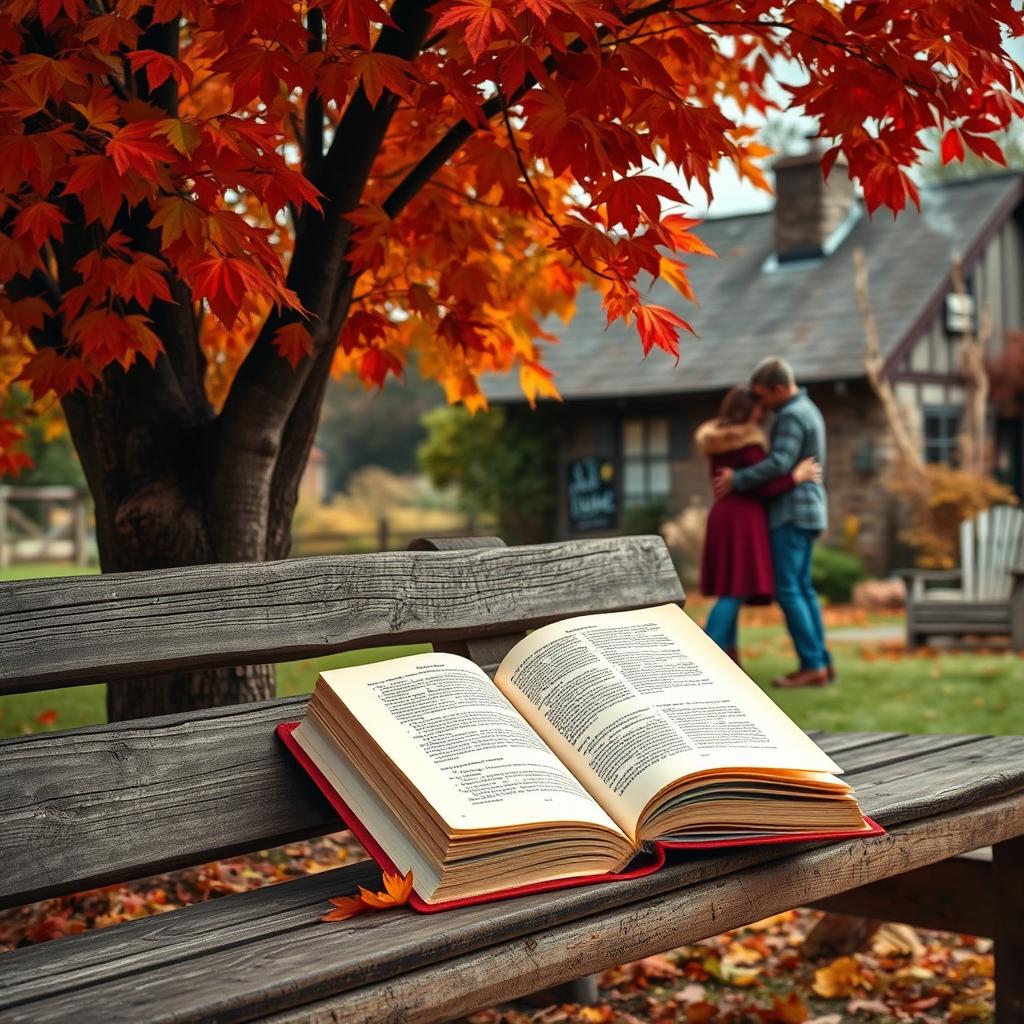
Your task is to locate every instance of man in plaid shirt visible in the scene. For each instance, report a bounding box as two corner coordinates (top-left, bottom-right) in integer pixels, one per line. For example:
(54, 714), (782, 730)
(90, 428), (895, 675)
(712, 357), (834, 688)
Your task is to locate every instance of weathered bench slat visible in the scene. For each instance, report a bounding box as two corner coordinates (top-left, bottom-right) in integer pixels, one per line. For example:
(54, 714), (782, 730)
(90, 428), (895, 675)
(3, 735), (1022, 1024)
(819, 732), (991, 775)
(809, 731), (906, 756)
(0, 536), (684, 692)
(266, 797), (1024, 1024)
(3, 792), (1020, 1024)
(0, 696), (338, 909)
(0, 718), (943, 910)
(832, 735), (1024, 825)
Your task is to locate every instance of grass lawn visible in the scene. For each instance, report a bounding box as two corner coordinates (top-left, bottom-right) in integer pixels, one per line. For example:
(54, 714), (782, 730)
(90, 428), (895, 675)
(3, 561), (1023, 738)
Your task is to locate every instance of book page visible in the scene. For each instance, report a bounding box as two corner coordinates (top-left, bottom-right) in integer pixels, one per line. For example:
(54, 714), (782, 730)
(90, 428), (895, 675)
(493, 604), (841, 832)
(315, 652), (631, 836)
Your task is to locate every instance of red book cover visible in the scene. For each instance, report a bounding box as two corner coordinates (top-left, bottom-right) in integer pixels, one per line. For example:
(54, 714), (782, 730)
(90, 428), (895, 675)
(276, 721), (884, 914)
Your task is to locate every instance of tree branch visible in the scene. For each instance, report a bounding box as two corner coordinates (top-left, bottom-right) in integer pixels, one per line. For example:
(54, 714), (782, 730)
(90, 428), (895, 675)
(381, 0), (677, 219)
(208, 0), (434, 561)
(133, 13), (180, 117)
(304, 6), (325, 177)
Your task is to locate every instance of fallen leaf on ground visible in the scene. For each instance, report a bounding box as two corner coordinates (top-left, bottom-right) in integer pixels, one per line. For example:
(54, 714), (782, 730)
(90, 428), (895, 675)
(812, 955), (869, 998)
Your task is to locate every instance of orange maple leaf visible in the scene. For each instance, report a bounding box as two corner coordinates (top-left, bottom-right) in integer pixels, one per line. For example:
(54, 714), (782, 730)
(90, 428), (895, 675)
(635, 303), (692, 359)
(321, 869), (414, 922)
(321, 895), (370, 922)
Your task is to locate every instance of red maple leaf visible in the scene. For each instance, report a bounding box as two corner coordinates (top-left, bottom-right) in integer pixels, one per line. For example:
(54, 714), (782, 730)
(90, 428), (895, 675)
(635, 303), (692, 359)
(940, 128), (965, 165)
(433, 0), (514, 61)
(272, 322), (314, 369)
(105, 121), (176, 177)
(63, 155), (126, 227)
(13, 201), (68, 248)
(126, 49), (194, 90)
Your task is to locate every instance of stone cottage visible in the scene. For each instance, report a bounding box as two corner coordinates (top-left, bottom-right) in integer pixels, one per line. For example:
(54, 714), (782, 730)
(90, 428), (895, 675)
(481, 166), (1024, 573)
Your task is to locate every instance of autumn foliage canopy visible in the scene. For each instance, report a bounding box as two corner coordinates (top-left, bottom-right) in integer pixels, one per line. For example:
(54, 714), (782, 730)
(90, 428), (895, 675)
(1, 0), (1023, 483)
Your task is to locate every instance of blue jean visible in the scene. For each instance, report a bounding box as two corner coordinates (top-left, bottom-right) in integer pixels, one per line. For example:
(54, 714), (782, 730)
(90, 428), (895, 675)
(705, 596), (743, 650)
(770, 523), (831, 671)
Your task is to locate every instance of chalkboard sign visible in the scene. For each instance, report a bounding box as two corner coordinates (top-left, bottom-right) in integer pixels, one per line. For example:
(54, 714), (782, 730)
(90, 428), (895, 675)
(567, 456), (617, 531)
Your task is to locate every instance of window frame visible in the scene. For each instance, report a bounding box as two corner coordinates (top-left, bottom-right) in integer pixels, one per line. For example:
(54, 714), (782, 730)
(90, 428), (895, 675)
(621, 416), (672, 509)
(922, 404), (961, 466)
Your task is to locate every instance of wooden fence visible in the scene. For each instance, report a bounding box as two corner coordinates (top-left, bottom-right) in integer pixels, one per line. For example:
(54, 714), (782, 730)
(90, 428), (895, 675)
(0, 485), (90, 569)
(293, 515), (485, 556)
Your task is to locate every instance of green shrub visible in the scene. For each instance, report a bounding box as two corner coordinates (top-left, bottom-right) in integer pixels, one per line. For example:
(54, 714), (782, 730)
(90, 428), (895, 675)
(418, 405), (556, 545)
(812, 545), (867, 604)
(620, 501), (669, 537)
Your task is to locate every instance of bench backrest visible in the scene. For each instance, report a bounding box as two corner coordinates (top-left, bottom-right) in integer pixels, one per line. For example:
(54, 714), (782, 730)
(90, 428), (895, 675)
(0, 536), (684, 909)
(961, 505), (1024, 602)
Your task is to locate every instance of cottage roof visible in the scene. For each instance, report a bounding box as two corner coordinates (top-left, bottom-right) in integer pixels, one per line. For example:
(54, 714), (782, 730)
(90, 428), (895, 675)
(482, 173), (1023, 403)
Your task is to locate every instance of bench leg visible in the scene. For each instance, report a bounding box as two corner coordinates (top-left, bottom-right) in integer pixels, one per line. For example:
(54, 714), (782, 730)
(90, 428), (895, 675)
(802, 913), (882, 959)
(994, 836), (1024, 1023)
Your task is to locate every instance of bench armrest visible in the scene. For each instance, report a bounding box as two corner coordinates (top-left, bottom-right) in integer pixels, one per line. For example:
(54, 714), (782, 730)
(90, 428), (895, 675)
(897, 567), (962, 602)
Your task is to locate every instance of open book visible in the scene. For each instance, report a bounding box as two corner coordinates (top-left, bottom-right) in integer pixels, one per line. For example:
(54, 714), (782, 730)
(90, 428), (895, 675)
(278, 604), (882, 912)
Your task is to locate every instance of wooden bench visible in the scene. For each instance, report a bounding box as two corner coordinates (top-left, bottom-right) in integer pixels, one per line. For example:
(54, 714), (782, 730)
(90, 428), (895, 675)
(904, 504), (1024, 650)
(2, 535), (1024, 1023)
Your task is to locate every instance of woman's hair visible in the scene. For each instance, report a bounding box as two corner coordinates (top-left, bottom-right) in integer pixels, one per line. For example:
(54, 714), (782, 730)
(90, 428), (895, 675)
(716, 385), (758, 425)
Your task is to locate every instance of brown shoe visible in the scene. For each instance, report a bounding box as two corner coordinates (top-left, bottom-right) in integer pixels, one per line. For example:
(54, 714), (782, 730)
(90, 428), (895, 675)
(826, 662), (836, 683)
(772, 667), (831, 688)
(724, 647), (742, 668)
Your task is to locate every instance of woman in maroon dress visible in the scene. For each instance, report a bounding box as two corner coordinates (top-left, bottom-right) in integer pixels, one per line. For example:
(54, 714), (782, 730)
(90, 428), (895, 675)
(697, 386), (821, 663)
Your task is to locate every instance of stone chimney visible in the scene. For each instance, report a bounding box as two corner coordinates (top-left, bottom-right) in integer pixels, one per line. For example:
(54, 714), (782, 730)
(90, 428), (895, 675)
(773, 149), (858, 263)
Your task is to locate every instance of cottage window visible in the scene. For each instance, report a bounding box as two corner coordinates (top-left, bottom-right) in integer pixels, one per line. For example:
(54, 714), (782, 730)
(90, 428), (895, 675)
(622, 417), (671, 508)
(923, 405), (961, 465)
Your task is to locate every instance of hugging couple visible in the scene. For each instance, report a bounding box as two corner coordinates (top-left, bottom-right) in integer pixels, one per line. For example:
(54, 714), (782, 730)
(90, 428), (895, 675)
(696, 357), (835, 689)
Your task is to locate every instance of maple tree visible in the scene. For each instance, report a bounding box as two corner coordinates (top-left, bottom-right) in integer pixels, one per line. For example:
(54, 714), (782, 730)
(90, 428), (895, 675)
(1, 0), (1023, 719)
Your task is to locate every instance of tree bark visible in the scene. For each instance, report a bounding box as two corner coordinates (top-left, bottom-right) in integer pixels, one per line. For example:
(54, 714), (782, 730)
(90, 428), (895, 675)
(59, 344), (285, 723)
(107, 664), (277, 722)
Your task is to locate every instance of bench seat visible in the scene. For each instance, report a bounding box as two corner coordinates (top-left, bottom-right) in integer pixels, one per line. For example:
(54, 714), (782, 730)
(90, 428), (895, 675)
(3, 726), (1023, 1024)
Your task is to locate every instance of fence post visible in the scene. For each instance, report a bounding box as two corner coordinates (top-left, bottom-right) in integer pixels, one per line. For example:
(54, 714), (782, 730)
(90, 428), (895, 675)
(377, 516), (390, 551)
(73, 490), (88, 566)
(0, 486), (7, 570)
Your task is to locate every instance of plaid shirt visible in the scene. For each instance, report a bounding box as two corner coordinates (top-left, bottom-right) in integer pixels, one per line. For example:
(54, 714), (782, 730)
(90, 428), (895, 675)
(731, 388), (828, 532)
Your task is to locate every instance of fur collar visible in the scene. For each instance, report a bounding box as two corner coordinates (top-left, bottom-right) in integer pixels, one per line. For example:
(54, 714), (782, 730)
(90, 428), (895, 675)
(694, 419), (768, 455)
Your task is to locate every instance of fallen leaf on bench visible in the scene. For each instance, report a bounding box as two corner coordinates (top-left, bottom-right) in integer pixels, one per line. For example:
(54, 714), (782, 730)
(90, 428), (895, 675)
(321, 869), (414, 921)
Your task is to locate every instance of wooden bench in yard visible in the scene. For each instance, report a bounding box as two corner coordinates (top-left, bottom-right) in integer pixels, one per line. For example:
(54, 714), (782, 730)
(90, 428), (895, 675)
(904, 504), (1024, 651)
(2, 535), (1024, 1023)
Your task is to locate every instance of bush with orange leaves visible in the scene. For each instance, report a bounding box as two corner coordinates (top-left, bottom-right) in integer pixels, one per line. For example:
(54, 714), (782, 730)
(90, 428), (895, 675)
(884, 463), (1017, 569)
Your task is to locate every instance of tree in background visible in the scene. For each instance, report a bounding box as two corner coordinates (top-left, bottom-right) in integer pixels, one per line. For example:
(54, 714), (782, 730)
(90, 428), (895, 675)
(0, 2), (1022, 717)
(318, 370), (443, 493)
(418, 405), (555, 544)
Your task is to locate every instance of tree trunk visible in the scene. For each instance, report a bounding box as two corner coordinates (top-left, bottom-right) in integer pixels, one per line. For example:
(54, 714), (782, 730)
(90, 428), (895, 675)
(107, 664), (277, 722)
(93, 478), (283, 722)
(59, 352), (291, 724)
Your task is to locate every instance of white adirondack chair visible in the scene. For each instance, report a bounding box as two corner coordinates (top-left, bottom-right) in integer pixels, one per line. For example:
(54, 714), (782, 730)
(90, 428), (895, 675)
(904, 505), (1024, 649)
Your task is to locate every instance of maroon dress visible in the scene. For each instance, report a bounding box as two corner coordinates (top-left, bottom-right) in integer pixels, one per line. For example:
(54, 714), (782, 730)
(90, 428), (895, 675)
(696, 422), (796, 603)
